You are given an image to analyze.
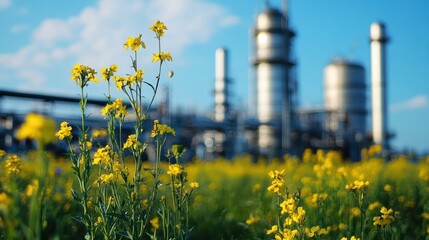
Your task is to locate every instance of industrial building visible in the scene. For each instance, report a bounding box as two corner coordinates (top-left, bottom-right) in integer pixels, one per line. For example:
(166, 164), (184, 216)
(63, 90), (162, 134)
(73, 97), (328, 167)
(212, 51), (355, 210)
(0, 4), (391, 161)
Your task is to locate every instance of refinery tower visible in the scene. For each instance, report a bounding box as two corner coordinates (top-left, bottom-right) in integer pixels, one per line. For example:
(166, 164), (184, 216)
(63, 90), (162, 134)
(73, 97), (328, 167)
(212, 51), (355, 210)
(253, 3), (296, 157)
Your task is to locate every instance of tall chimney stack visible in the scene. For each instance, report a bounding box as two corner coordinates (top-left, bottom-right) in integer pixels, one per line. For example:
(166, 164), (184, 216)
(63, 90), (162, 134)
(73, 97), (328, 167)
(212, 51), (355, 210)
(370, 22), (389, 148)
(214, 48), (229, 122)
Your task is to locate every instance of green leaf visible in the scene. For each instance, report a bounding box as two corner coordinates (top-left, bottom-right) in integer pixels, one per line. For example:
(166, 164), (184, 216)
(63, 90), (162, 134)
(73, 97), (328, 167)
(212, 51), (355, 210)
(116, 231), (133, 239)
(71, 188), (81, 202)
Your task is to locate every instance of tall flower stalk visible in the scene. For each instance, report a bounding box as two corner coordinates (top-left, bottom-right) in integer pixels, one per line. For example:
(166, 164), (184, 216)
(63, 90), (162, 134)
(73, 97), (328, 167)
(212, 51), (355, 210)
(56, 20), (197, 240)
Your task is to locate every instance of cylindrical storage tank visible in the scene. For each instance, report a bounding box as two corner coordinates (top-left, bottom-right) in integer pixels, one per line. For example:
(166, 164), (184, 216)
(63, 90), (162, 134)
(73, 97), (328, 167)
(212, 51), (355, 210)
(324, 59), (367, 134)
(214, 48), (229, 122)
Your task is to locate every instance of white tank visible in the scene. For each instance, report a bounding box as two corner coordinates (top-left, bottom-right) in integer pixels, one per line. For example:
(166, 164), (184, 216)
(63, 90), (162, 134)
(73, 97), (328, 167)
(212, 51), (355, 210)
(324, 58), (367, 134)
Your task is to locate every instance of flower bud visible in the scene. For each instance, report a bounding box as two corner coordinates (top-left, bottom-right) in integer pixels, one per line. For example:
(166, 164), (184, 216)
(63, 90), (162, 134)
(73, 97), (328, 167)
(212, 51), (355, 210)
(168, 70), (174, 78)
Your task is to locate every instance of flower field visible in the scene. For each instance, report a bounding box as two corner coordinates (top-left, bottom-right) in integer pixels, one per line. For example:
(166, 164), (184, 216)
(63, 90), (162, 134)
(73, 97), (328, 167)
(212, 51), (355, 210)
(1, 20), (429, 239)
(1, 148), (429, 239)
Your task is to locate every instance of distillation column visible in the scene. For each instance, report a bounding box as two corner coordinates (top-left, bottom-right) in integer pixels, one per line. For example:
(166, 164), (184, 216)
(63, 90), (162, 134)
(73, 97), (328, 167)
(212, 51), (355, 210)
(254, 7), (293, 156)
(370, 22), (389, 148)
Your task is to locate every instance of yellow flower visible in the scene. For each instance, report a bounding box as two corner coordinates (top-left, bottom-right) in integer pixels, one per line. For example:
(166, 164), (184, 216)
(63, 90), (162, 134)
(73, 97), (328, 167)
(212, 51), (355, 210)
(101, 98), (128, 119)
(124, 34), (146, 51)
(5, 154), (21, 176)
(152, 51), (173, 63)
(0, 192), (10, 208)
(189, 182), (199, 189)
(101, 64), (118, 81)
(280, 198), (295, 214)
(93, 145), (112, 165)
(245, 216), (259, 225)
(422, 212), (429, 220)
(351, 207), (361, 217)
(341, 237), (360, 240)
(292, 207), (306, 223)
(123, 134), (142, 151)
(71, 63), (98, 87)
(149, 20), (168, 37)
(98, 173), (115, 184)
(150, 120), (176, 137)
(368, 201), (381, 211)
(373, 207), (396, 227)
(383, 184), (393, 192)
(150, 217), (159, 230)
(305, 226), (320, 237)
(16, 113), (56, 146)
(0, 149), (5, 157)
(25, 179), (39, 197)
(167, 164), (183, 177)
(317, 227), (329, 235)
(345, 180), (369, 191)
(56, 121), (73, 140)
(92, 128), (107, 138)
(266, 225), (278, 235)
(95, 216), (103, 226)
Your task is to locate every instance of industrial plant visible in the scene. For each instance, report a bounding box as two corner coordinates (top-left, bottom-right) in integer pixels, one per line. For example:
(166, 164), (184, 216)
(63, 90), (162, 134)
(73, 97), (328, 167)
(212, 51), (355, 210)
(0, 4), (391, 161)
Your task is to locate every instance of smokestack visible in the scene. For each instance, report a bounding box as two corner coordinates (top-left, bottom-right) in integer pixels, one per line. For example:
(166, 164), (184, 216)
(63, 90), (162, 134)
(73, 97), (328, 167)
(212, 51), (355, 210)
(370, 22), (389, 148)
(214, 48), (229, 122)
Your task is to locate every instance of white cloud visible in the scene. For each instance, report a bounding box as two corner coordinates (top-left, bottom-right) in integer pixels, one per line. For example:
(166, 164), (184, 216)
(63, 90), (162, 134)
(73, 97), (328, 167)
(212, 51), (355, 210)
(0, 0), (239, 92)
(0, 0), (11, 9)
(391, 95), (429, 112)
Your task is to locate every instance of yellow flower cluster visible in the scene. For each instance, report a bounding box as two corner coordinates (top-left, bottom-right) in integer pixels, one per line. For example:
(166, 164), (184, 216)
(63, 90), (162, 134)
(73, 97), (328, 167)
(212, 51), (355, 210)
(149, 20), (168, 37)
(123, 33), (146, 51)
(93, 145), (113, 165)
(267, 170), (285, 195)
(25, 179), (39, 197)
(152, 52), (172, 63)
(150, 120), (176, 138)
(373, 207), (397, 227)
(16, 113), (56, 146)
(341, 236), (360, 240)
(70, 63), (98, 86)
(291, 206), (306, 224)
(305, 225), (330, 238)
(0, 149), (5, 157)
(101, 64), (118, 81)
(167, 164), (183, 177)
(310, 192), (328, 207)
(280, 198), (295, 214)
(92, 128), (107, 138)
(150, 217), (159, 230)
(245, 216), (260, 225)
(266, 224), (298, 240)
(123, 134), (141, 151)
(113, 70), (144, 90)
(56, 121), (73, 140)
(345, 180), (370, 191)
(98, 173), (115, 185)
(101, 98), (128, 119)
(5, 154), (21, 176)
(189, 181), (199, 189)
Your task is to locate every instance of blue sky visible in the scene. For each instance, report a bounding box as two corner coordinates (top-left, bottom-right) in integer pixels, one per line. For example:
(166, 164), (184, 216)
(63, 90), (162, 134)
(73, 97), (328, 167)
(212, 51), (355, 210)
(1, 0), (428, 153)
